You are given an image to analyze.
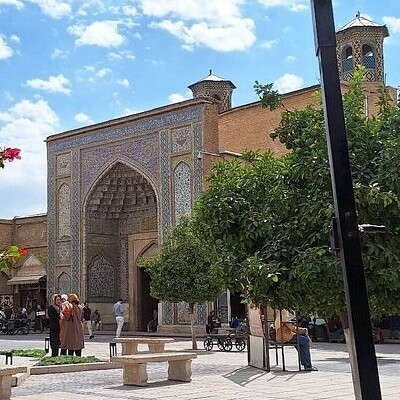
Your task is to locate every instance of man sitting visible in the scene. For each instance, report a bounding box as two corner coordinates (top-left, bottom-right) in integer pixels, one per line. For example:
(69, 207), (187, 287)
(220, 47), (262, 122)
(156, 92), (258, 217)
(274, 310), (318, 371)
(206, 310), (220, 334)
(90, 309), (102, 331)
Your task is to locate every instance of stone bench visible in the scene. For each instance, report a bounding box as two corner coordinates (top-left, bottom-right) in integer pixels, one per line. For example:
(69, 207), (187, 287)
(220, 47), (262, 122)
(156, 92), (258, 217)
(113, 337), (174, 355)
(111, 352), (197, 386)
(0, 366), (27, 400)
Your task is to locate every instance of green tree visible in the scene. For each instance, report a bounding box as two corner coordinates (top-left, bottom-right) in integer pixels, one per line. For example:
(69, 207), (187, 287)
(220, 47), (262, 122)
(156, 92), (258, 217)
(194, 69), (400, 319)
(139, 218), (224, 349)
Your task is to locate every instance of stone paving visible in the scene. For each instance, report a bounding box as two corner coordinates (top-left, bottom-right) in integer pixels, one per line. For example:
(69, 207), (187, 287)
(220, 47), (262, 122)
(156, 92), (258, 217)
(0, 334), (399, 399)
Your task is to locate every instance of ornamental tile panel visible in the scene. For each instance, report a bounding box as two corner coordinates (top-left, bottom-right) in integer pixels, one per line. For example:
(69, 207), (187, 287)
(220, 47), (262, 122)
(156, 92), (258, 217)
(48, 106), (202, 154)
(177, 301), (190, 324)
(56, 153), (71, 177)
(81, 135), (159, 196)
(197, 303), (207, 325)
(173, 162), (192, 223)
(89, 256), (115, 299)
(56, 242), (71, 265)
(171, 126), (192, 154)
(119, 238), (128, 299)
(193, 122), (203, 199)
(58, 184), (71, 240)
(58, 272), (71, 295)
(70, 150), (80, 293)
(163, 301), (173, 325)
(47, 155), (57, 297)
(160, 130), (171, 242)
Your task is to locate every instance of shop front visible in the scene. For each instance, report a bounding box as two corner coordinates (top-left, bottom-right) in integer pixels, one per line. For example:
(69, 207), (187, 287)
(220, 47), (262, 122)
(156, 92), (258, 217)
(7, 254), (47, 315)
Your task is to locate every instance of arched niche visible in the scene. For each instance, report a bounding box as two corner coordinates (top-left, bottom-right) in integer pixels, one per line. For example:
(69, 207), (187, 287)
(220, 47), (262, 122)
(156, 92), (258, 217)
(362, 44), (376, 69)
(173, 161), (192, 223)
(58, 272), (71, 295)
(342, 46), (354, 72)
(88, 254), (115, 301)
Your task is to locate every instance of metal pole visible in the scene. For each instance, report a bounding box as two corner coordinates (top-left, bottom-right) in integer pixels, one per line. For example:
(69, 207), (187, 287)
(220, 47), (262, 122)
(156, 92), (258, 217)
(310, 1), (382, 399)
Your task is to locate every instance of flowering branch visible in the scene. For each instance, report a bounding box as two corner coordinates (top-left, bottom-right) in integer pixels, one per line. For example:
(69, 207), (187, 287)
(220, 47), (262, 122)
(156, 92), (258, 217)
(0, 245), (28, 272)
(0, 146), (26, 270)
(0, 147), (21, 169)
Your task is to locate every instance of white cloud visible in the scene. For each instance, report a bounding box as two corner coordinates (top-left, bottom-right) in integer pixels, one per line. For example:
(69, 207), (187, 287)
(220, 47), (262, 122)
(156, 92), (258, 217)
(261, 39), (277, 49)
(151, 18), (255, 52)
(168, 91), (192, 103)
(108, 50), (135, 61)
(0, 36), (13, 59)
(27, 0), (71, 19)
(68, 21), (125, 48)
(0, 99), (59, 218)
(258, 0), (308, 12)
(74, 112), (93, 125)
(383, 16), (400, 34)
(96, 68), (111, 77)
(51, 48), (68, 59)
(274, 73), (303, 93)
(139, 0), (256, 52)
(10, 35), (20, 43)
(286, 55), (296, 62)
(0, 0), (24, 9)
(122, 107), (143, 116)
(25, 74), (71, 95)
(117, 78), (129, 87)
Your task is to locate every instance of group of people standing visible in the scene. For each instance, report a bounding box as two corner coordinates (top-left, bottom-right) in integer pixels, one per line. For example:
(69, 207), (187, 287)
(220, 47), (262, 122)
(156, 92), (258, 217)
(47, 293), (86, 357)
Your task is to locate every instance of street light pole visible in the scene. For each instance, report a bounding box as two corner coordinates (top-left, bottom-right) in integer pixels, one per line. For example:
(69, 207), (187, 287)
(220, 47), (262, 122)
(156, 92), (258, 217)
(310, 1), (382, 399)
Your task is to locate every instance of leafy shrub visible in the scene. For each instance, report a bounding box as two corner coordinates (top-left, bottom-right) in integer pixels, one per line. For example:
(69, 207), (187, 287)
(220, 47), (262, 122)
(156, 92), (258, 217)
(0, 349), (46, 358)
(35, 355), (100, 366)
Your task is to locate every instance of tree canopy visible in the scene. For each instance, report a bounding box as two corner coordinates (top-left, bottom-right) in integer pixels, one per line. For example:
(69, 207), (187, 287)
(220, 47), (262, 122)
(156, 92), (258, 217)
(139, 217), (224, 304)
(139, 217), (225, 348)
(194, 69), (400, 318)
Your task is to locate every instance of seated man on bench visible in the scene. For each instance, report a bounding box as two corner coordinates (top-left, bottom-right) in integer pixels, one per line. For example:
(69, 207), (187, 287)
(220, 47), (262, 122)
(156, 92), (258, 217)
(274, 310), (318, 372)
(206, 310), (220, 334)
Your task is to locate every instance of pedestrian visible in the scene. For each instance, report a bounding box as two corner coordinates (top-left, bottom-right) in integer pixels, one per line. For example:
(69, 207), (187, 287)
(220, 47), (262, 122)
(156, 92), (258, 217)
(147, 309), (158, 332)
(206, 310), (220, 334)
(274, 310), (318, 371)
(83, 301), (94, 339)
(48, 294), (61, 357)
(60, 293), (84, 356)
(113, 299), (124, 337)
(59, 294), (69, 355)
(91, 309), (102, 331)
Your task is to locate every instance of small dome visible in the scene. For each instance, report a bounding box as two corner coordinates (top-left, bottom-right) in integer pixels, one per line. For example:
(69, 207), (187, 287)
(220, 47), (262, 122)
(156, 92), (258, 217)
(337, 12), (388, 36)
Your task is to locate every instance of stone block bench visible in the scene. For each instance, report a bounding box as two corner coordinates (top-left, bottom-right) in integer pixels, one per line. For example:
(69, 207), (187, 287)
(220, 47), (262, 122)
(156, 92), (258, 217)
(0, 366), (27, 400)
(111, 352), (197, 386)
(113, 337), (174, 355)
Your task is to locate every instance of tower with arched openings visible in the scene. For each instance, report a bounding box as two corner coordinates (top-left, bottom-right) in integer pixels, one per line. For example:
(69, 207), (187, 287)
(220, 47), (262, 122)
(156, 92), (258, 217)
(336, 12), (389, 83)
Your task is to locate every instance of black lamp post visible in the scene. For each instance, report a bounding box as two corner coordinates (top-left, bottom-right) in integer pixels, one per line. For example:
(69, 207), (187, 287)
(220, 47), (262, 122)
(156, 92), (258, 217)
(310, 1), (382, 399)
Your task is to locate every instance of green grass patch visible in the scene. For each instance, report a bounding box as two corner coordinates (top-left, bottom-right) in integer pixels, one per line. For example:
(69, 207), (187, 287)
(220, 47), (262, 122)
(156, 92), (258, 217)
(0, 349), (46, 358)
(35, 355), (100, 366)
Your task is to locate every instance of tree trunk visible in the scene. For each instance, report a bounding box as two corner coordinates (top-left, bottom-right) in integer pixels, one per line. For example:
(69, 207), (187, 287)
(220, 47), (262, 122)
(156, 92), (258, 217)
(189, 303), (197, 350)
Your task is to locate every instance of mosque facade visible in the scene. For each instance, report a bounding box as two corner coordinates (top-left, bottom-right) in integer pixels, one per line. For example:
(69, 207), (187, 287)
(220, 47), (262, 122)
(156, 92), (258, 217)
(0, 14), (396, 331)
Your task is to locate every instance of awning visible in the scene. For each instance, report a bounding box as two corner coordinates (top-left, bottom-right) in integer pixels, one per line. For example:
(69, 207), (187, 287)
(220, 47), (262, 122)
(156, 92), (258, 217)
(7, 275), (46, 285)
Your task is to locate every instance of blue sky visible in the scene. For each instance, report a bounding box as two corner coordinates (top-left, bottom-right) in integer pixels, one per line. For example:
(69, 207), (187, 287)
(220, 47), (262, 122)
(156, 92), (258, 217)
(1, 0), (400, 219)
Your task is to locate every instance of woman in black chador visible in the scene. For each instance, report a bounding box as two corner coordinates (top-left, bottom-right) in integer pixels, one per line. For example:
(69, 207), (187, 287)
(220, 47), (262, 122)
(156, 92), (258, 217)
(48, 294), (61, 357)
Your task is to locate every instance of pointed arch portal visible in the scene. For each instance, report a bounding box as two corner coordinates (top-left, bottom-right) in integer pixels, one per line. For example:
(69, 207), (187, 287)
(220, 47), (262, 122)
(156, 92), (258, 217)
(84, 162), (158, 330)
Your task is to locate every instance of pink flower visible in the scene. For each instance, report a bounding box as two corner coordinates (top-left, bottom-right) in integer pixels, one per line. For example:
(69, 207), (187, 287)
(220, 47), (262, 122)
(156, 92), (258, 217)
(3, 148), (21, 162)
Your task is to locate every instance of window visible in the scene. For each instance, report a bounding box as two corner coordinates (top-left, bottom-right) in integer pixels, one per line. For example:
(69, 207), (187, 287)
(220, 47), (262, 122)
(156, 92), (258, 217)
(342, 46), (353, 72)
(362, 44), (375, 68)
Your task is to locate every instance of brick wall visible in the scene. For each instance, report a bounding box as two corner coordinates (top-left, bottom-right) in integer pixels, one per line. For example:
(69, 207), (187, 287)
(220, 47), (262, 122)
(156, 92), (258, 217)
(218, 86), (320, 155)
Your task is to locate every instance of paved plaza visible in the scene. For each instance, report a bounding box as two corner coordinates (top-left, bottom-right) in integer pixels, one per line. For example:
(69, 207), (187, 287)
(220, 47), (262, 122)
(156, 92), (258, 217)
(0, 334), (399, 399)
